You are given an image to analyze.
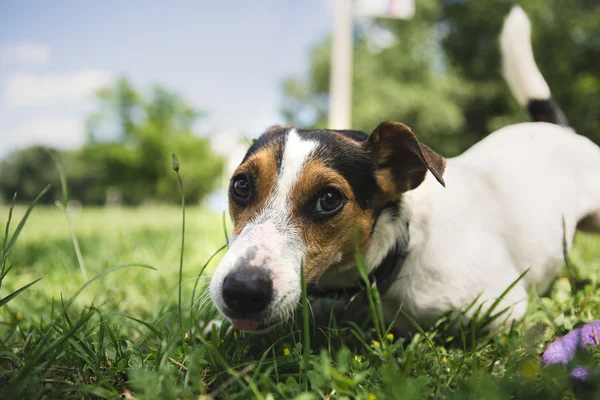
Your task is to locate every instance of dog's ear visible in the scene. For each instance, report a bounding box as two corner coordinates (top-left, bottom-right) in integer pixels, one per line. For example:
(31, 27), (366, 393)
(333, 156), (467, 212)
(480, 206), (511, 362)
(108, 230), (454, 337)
(364, 121), (446, 197)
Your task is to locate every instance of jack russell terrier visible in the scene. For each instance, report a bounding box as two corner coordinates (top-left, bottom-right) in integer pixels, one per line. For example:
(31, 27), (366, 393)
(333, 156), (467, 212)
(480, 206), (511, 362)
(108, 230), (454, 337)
(209, 6), (600, 333)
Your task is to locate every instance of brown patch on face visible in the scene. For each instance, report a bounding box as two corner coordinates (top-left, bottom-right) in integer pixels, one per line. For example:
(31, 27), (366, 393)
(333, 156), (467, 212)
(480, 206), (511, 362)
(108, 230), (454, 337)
(288, 159), (374, 283)
(230, 147), (278, 236)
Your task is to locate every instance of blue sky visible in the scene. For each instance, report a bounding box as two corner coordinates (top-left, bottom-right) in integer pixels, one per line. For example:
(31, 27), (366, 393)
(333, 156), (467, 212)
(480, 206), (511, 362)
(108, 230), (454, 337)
(0, 0), (332, 159)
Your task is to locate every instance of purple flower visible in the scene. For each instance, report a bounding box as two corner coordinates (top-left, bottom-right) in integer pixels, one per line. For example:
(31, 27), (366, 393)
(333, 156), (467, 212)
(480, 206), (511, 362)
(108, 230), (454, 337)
(542, 327), (582, 366)
(542, 320), (600, 381)
(580, 320), (600, 348)
(570, 366), (589, 381)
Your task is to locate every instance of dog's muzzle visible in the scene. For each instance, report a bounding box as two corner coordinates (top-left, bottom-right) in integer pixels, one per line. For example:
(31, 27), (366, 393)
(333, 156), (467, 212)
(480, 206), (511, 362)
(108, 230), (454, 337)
(210, 221), (303, 332)
(221, 268), (273, 330)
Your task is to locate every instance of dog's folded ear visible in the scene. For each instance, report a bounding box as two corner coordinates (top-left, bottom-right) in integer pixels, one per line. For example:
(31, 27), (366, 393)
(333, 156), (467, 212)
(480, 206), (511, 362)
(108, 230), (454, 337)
(365, 121), (446, 196)
(265, 124), (293, 133)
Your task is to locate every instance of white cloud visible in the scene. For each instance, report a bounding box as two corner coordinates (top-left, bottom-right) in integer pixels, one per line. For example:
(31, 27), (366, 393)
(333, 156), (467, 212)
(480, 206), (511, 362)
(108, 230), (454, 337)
(6, 115), (85, 152)
(2, 69), (114, 107)
(1, 42), (51, 65)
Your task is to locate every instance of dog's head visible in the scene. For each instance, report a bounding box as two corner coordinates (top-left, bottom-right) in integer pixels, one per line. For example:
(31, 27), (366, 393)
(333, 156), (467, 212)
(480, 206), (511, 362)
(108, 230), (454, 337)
(209, 121), (446, 331)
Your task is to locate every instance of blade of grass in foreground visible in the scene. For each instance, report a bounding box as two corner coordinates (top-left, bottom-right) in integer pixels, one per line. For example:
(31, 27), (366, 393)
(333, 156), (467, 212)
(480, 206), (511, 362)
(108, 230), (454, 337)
(479, 268), (529, 328)
(65, 263), (156, 310)
(0, 193), (17, 287)
(0, 186), (49, 303)
(353, 229), (384, 343)
(173, 153), (185, 328)
(0, 277), (43, 308)
(1, 193), (16, 251)
(4, 308), (95, 396)
(190, 244), (227, 312)
(397, 309), (442, 368)
(3, 184), (50, 258)
(222, 211), (229, 247)
(48, 150), (88, 281)
(300, 262), (310, 391)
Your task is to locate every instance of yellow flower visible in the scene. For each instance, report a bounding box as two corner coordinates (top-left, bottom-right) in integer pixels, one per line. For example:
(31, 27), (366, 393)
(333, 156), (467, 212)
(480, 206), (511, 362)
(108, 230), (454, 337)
(386, 333), (394, 341)
(283, 348), (290, 356)
(368, 394), (376, 400)
(442, 356), (447, 363)
(184, 332), (189, 340)
(354, 355), (362, 362)
(371, 340), (380, 348)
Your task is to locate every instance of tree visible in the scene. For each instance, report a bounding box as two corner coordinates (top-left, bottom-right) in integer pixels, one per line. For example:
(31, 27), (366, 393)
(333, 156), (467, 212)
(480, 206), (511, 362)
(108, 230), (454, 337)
(0, 146), (99, 205)
(0, 146), (60, 204)
(83, 78), (224, 205)
(282, 0), (600, 156)
(440, 0), (600, 144)
(0, 78), (224, 206)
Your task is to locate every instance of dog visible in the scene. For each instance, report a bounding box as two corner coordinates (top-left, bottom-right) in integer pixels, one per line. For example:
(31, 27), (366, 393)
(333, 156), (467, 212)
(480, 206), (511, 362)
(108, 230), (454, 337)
(209, 6), (600, 333)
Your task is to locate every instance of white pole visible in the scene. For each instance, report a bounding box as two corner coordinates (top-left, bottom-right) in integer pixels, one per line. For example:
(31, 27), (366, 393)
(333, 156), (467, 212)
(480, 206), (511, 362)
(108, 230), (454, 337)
(328, 0), (353, 130)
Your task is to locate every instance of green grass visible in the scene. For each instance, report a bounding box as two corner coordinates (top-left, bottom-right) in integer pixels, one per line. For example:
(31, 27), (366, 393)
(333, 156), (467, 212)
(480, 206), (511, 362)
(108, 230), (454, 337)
(0, 205), (225, 317)
(1, 198), (600, 399)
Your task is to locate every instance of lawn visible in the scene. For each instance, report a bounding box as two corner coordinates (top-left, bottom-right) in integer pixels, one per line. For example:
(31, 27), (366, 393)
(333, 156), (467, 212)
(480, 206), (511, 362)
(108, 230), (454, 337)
(1, 200), (599, 399)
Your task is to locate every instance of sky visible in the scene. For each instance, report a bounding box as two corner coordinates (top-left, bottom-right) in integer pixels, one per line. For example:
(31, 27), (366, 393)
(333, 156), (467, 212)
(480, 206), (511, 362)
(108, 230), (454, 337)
(0, 0), (333, 162)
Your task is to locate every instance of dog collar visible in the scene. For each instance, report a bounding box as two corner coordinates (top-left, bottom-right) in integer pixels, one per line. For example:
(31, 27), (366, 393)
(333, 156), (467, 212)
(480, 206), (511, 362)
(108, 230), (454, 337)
(307, 244), (408, 300)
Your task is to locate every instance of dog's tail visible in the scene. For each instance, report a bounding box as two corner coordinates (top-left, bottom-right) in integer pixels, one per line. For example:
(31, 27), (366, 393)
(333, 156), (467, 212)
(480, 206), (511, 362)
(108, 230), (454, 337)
(500, 6), (568, 126)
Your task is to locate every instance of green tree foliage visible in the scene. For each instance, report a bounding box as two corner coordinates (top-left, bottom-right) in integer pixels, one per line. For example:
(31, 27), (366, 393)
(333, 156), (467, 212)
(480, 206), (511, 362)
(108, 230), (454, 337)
(282, 0), (600, 156)
(0, 147), (62, 203)
(83, 78), (224, 205)
(0, 78), (224, 205)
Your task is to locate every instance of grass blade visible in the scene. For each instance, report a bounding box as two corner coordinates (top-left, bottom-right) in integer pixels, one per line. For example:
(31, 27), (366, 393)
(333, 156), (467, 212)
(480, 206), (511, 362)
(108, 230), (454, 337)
(190, 244), (227, 312)
(2, 192), (17, 251)
(47, 149), (68, 206)
(126, 315), (165, 340)
(397, 308), (442, 368)
(4, 184), (51, 257)
(353, 229), (384, 343)
(222, 211), (229, 247)
(173, 153), (185, 328)
(0, 192), (18, 290)
(300, 262), (310, 390)
(66, 264), (156, 310)
(0, 277), (43, 307)
(55, 201), (89, 281)
(479, 269), (529, 329)
(49, 150), (88, 281)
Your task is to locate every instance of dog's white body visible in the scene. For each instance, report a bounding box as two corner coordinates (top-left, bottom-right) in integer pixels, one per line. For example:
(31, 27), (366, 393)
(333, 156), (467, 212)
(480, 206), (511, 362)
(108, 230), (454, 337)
(379, 122), (600, 329)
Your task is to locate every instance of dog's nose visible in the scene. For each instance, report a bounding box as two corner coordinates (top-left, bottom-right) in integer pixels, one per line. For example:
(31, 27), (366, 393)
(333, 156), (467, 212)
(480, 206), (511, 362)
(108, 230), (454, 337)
(222, 269), (273, 314)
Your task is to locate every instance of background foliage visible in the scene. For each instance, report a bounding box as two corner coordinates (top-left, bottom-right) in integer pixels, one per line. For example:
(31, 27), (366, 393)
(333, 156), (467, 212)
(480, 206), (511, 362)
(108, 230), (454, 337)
(282, 0), (600, 156)
(0, 78), (224, 206)
(2, 1), (598, 204)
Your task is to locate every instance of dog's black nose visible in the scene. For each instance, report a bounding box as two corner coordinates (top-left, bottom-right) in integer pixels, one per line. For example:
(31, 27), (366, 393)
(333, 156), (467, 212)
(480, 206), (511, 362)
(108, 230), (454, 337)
(222, 269), (273, 314)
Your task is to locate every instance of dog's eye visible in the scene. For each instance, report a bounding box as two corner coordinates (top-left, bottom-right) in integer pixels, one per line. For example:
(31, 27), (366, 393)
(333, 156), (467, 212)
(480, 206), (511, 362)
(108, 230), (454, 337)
(231, 174), (251, 203)
(316, 189), (344, 215)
